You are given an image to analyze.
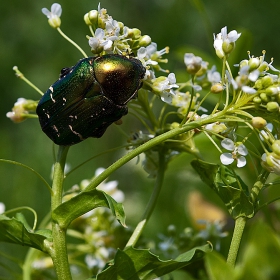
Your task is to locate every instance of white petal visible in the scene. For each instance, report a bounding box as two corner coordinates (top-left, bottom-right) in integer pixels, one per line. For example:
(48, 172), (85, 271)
(0, 202), (5, 214)
(267, 123), (273, 131)
(248, 70), (260, 82)
(95, 28), (105, 39)
(42, 8), (51, 17)
(51, 3), (62, 17)
(237, 144), (248, 156)
(261, 153), (267, 161)
(160, 91), (174, 104)
(146, 42), (157, 56)
(192, 85), (202, 91)
(88, 37), (99, 48)
(221, 26), (228, 39)
(98, 180), (118, 192)
(184, 53), (195, 65)
(95, 167), (105, 177)
(221, 138), (234, 151)
(103, 40), (113, 50)
(242, 86), (256, 94)
(237, 156), (246, 168)
(227, 30), (241, 42)
(111, 190), (125, 203)
(269, 64), (280, 72)
(137, 47), (147, 59)
(167, 73), (176, 84)
(220, 153), (234, 165)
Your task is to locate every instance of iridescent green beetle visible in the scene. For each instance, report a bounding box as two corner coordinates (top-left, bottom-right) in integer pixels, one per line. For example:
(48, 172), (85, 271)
(36, 54), (145, 146)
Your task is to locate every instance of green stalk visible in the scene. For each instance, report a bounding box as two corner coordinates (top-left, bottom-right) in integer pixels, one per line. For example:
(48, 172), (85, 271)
(23, 212), (52, 280)
(226, 216), (247, 267)
(84, 112), (223, 193)
(125, 149), (166, 248)
(227, 170), (269, 267)
(48, 145), (72, 280)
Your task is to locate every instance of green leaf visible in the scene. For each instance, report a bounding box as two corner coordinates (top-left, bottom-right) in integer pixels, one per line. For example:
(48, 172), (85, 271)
(191, 159), (254, 219)
(92, 245), (210, 280)
(205, 251), (235, 280)
(191, 159), (219, 188)
(0, 214), (48, 252)
(52, 189), (126, 228)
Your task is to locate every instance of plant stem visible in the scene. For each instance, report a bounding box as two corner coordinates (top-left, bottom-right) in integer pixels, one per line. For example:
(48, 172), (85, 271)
(49, 145), (72, 280)
(125, 150), (166, 248)
(227, 216), (247, 267)
(84, 113), (223, 192)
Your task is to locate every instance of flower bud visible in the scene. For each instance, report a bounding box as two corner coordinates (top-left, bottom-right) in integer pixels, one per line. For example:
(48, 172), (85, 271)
(266, 101), (279, 112)
(84, 10), (98, 25)
(260, 93), (269, 103)
(258, 61), (269, 72)
(127, 28), (141, 39)
(253, 96), (262, 104)
(222, 41), (235, 55)
(239, 59), (249, 68)
(265, 86), (279, 96)
(261, 75), (273, 88)
(211, 83), (223, 93)
(272, 140), (280, 156)
(266, 152), (280, 167)
(139, 35), (152, 47)
(251, 117), (267, 129)
(170, 122), (180, 130)
(6, 98), (38, 123)
(248, 57), (260, 70)
(254, 79), (263, 90)
(184, 53), (203, 75)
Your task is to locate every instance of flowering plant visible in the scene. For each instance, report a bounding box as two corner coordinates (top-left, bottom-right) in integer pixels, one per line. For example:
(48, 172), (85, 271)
(2, 2), (280, 279)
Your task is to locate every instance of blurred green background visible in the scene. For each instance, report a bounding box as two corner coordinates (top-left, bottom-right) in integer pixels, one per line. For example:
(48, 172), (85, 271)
(1, 0), (280, 278)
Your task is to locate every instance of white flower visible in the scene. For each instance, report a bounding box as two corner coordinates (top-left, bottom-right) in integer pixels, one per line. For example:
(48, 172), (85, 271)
(137, 47), (158, 79)
(207, 65), (221, 84)
(136, 43), (169, 79)
(88, 28), (117, 53)
(42, 3), (62, 28)
(152, 73), (179, 104)
(213, 26), (241, 59)
(261, 153), (280, 175)
(105, 19), (120, 37)
(0, 202), (5, 214)
(220, 138), (248, 167)
(184, 53), (204, 75)
(260, 123), (273, 141)
(95, 168), (124, 203)
(6, 98), (32, 123)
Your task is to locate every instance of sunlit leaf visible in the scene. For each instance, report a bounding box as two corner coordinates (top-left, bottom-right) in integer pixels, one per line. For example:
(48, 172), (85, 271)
(52, 189), (125, 228)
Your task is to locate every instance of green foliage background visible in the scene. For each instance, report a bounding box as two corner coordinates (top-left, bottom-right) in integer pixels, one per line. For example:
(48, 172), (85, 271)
(1, 0), (280, 278)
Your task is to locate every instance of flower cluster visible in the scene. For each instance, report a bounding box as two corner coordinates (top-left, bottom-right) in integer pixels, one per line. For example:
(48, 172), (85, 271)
(64, 168), (124, 203)
(85, 4), (152, 56)
(6, 98), (38, 123)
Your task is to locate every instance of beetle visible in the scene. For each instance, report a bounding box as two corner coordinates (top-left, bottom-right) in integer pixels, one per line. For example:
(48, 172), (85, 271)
(36, 54), (146, 146)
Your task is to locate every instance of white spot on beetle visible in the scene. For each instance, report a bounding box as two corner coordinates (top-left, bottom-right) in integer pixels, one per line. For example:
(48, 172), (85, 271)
(50, 93), (56, 103)
(69, 125), (83, 140)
